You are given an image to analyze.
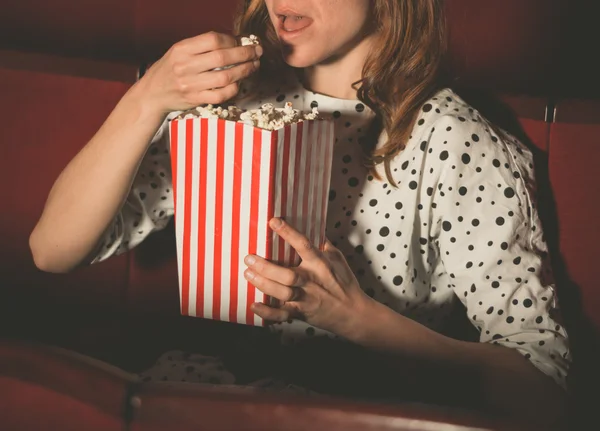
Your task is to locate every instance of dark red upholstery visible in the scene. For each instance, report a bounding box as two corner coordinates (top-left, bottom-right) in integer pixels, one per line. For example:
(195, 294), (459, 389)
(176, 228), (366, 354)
(1, 0), (599, 429)
(550, 100), (600, 330)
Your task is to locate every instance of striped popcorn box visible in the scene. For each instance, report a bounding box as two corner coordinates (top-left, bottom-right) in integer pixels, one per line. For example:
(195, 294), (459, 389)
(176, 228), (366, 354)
(169, 117), (335, 326)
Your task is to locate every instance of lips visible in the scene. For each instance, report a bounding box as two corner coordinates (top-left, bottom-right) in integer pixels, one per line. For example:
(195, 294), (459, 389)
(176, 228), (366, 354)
(280, 15), (314, 32)
(274, 5), (313, 32)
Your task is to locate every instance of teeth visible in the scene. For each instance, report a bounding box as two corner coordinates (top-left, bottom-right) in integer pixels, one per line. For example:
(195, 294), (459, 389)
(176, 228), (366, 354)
(281, 15), (303, 20)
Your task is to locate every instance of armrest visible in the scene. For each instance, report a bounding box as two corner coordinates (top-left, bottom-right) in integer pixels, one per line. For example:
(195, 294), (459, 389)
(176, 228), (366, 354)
(0, 339), (526, 431)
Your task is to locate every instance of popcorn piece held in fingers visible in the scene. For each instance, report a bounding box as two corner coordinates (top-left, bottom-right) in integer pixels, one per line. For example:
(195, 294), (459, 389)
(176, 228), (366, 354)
(240, 34), (260, 46)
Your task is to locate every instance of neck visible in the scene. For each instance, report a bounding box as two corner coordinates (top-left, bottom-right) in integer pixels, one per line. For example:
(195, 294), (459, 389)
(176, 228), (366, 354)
(301, 34), (375, 100)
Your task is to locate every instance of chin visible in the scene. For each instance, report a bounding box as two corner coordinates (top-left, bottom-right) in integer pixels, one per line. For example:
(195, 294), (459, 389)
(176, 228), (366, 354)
(281, 46), (324, 69)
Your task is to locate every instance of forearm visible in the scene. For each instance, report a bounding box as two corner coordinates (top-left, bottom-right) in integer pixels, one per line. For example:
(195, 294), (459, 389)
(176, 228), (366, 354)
(30, 80), (166, 273)
(344, 298), (567, 428)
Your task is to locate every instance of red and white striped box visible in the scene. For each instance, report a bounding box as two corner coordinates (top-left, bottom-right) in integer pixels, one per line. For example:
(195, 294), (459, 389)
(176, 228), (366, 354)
(169, 117), (334, 326)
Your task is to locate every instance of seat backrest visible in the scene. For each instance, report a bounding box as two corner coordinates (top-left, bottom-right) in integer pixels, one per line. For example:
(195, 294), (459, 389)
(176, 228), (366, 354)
(549, 100), (600, 332)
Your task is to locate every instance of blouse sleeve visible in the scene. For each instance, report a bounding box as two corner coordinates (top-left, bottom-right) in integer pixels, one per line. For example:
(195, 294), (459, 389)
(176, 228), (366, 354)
(426, 114), (571, 390)
(89, 113), (176, 264)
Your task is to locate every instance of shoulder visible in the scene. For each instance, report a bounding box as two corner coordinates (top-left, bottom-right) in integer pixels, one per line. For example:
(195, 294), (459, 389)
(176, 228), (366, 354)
(408, 89), (535, 183)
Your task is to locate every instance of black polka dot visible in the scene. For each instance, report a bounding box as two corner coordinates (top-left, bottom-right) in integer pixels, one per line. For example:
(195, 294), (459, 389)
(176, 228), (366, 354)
(423, 103), (433, 112)
(496, 217), (505, 226)
(504, 187), (515, 198)
(409, 181), (418, 190)
(329, 190), (336, 201)
(472, 134), (480, 142)
(513, 257), (521, 265)
(523, 299), (533, 308)
(369, 199), (378, 207)
(395, 202), (403, 210)
(440, 151), (449, 161)
(459, 186), (467, 196)
(355, 103), (365, 112)
(443, 221), (452, 231)
(393, 276), (403, 286)
(276, 94), (286, 102)
(348, 177), (359, 187)
(461, 154), (471, 164)
(379, 227), (390, 237)
(333, 111), (341, 119)
(139, 192), (147, 200)
(342, 155), (352, 163)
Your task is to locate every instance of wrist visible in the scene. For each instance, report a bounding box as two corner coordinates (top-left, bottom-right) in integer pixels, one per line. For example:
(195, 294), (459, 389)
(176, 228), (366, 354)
(127, 77), (169, 121)
(337, 293), (379, 345)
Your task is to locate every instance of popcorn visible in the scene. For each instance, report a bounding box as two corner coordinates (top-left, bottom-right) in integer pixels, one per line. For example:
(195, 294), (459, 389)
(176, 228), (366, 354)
(213, 34), (260, 71)
(240, 34), (260, 46)
(178, 102), (320, 131)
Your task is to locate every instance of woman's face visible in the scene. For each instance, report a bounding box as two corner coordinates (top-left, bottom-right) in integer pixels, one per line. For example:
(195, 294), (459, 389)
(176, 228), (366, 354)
(264, 0), (372, 68)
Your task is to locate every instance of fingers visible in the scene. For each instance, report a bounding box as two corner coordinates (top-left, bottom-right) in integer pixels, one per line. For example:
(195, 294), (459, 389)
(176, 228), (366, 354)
(176, 45), (262, 75)
(194, 83), (240, 105)
(251, 302), (292, 323)
(269, 218), (320, 264)
(245, 255), (305, 288)
(174, 31), (237, 55)
(198, 60), (260, 89)
(244, 268), (304, 303)
(205, 44), (263, 71)
(322, 238), (344, 261)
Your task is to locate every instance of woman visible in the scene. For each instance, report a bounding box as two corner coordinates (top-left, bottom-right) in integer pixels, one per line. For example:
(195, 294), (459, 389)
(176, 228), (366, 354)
(30, 0), (570, 426)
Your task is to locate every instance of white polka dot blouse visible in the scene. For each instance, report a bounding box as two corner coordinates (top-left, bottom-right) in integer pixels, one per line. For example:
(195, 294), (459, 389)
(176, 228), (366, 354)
(91, 74), (571, 389)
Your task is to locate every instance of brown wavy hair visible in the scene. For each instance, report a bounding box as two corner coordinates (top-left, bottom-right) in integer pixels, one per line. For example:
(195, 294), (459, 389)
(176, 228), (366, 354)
(234, 0), (447, 184)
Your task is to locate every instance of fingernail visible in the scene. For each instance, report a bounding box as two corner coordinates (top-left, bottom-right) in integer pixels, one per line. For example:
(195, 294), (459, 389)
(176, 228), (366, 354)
(245, 270), (255, 280)
(255, 45), (263, 57)
(253, 60), (260, 69)
(245, 255), (256, 265)
(270, 218), (283, 229)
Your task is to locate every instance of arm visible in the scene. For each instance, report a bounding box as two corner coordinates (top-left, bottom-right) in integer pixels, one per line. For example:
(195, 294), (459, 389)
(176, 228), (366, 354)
(248, 215), (568, 429)
(29, 83), (165, 273)
(346, 299), (568, 428)
(345, 115), (570, 427)
(30, 32), (262, 273)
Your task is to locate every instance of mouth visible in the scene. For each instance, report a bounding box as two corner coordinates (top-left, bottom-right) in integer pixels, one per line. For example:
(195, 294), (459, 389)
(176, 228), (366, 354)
(274, 7), (314, 37)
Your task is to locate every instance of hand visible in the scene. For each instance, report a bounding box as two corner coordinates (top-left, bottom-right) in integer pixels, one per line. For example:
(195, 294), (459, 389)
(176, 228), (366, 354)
(139, 31), (263, 113)
(244, 218), (372, 337)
